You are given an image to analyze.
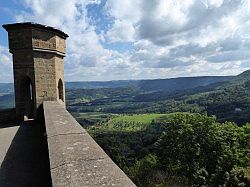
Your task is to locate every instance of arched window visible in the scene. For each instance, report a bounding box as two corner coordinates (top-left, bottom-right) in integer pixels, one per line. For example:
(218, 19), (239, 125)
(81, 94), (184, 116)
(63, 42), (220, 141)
(22, 76), (34, 120)
(58, 79), (64, 102)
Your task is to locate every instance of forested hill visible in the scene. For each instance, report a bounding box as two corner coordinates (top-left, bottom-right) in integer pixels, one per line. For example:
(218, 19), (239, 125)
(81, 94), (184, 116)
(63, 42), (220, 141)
(133, 69), (250, 124)
(187, 70), (250, 124)
(65, 69), (249, 125)
(0, 75), (233, 93)
(138, 76), (233, 92)
(65, 75), (233, 91)
(134, 69), (250, 102)
(65, 80), (140, 89)
(228, 69), (250, 85)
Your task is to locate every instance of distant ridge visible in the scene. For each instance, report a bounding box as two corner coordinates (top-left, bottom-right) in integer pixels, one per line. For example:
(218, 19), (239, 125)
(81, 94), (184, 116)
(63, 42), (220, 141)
(65, 75), (233, 91)
(65, 80), (140, 89)
(2, 76), (232, 92)
(137, 76), (233, 92)
(1, 70), (249, 92)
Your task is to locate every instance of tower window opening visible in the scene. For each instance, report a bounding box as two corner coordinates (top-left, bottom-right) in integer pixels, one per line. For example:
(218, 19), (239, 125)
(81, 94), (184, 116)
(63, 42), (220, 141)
(22, 76), (34, 121)
(30, 83), (33, 100)
(58, 79), (64, 102)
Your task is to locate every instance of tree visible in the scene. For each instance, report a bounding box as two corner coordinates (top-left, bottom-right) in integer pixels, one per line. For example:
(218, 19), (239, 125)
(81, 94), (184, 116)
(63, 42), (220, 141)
(155, 113), (249, 186)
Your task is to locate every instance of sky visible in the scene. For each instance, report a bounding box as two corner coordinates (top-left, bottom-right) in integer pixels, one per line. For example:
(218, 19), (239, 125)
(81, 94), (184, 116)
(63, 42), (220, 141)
(0, 0), (250, 83)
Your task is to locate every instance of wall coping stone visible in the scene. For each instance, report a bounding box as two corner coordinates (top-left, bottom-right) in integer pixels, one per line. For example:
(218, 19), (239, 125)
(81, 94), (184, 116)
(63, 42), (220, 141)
(43, 101), (136, 187)
(3, 22), (68, 39)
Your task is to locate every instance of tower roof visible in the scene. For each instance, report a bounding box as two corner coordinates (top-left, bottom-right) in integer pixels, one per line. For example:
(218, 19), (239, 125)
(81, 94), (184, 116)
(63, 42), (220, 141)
(2, 22), (69, 39)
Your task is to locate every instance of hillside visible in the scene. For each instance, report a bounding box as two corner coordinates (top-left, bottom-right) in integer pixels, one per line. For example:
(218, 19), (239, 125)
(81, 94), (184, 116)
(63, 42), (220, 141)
(65, 80), (140, 89)
(67, 69), (249, 125)
(66, 75), (233, 91)
(132, 70), (250, 124)
(0, 75), (233, 93)
(194, 70), (250, 124)
(226, 69), (250, 87)
(138, 76), (233, 92)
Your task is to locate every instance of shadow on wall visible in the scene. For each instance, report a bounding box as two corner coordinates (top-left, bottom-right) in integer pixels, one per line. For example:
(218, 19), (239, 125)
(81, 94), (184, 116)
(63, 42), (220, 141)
(0, 109), (16, 128)
(0, 120), (52, 187)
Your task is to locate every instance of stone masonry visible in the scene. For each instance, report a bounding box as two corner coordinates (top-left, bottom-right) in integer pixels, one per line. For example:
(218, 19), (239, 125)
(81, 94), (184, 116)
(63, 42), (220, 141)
(3, 22), (68, 121)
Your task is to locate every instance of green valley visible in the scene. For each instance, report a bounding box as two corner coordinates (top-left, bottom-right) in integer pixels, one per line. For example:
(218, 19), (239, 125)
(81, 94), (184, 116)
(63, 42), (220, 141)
(1, 70), (249, 186)
(66, 70), (250, 186)
(67, 70), (250, 125)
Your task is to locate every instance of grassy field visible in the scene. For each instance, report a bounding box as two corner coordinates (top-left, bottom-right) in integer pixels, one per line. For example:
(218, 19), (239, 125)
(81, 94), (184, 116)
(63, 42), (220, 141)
(110, 113), (168, 124)
(70, 112), (110, 127)
(96, 113), (169, 131)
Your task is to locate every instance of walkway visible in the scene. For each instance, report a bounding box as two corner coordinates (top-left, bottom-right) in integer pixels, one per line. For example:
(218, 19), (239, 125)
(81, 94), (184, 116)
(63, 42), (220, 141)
(0, 121), (52, 187)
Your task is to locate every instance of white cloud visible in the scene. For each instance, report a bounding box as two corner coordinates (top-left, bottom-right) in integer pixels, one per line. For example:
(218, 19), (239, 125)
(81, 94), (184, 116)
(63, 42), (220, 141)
(1, 0), (250, 82)
(105, 20), (135, 42)
(104, 0), (250, 77)
(104, 0), (141, 42)
(0, 46), (13, 83)
(15, 0), (132, 80)
(105, 0), (141, 22)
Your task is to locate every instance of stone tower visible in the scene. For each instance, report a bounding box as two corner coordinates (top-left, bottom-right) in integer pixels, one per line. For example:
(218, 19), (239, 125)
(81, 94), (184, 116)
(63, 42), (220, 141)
(3, 22), (68, 121)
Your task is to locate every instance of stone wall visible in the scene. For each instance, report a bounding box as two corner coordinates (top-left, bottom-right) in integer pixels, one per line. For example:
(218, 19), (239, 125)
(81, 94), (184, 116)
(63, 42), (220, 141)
(33, 52), (57, 105)
(43, 101), (136, 187)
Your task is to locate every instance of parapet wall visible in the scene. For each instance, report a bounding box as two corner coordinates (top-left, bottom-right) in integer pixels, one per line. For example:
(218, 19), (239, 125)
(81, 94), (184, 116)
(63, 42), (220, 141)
(43, 101), (136, 187)
(0, 108), (16, 125)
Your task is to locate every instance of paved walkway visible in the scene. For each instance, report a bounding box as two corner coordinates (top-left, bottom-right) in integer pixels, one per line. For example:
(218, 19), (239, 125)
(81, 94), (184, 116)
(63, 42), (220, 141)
(0, 122), (52, 187)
